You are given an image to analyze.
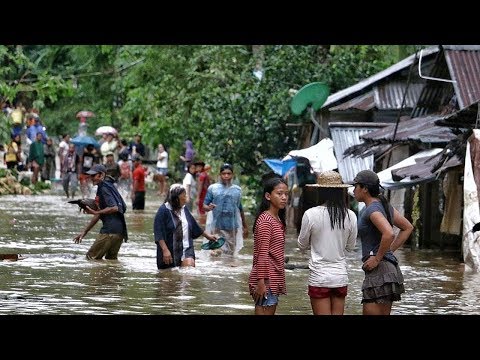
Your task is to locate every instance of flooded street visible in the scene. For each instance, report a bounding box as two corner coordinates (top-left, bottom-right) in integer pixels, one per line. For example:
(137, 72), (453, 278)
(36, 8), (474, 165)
(1, 191), (480, 315)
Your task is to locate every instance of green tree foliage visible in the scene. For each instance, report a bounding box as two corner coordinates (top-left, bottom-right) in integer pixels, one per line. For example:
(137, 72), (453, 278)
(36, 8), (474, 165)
(33, 45), (120, 136)
(115, 45), (333, 181)
(0, 45), (73, 144)
(113, 45), (419, 187)
(1, 45), (423, 206)
(325, 45), (417, 92)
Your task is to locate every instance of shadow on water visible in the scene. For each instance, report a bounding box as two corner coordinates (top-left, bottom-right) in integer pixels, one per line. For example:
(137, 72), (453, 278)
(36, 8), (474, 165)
(1, 191), (480, 315)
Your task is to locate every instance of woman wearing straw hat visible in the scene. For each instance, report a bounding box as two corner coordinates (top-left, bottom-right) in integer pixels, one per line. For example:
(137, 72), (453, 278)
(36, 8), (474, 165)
(297, 170), (357, 315)
(351, 169), (413, 315)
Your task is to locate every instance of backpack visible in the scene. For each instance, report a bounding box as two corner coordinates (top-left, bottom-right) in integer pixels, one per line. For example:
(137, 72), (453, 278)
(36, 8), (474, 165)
(101, 180), (128, 242)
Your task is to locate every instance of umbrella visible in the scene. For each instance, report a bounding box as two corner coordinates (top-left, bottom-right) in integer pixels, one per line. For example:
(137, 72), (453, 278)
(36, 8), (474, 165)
(95, 126), (118, 136)
(76, 111), (95, 119)
(76, 110), (95, 124)
(71, 135), (100, 148)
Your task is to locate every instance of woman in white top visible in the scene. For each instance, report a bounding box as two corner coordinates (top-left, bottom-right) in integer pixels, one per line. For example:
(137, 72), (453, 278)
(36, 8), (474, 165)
(155, 144), (169, 196)
(100, 133), (118, 163)
(297, 170), (357, 315)
(182, 163), (197, 213)
(58, 134), (70, 176)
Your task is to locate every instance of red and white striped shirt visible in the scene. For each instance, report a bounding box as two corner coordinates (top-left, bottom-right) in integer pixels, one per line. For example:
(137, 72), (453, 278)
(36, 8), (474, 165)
(248, 212), (286, 296)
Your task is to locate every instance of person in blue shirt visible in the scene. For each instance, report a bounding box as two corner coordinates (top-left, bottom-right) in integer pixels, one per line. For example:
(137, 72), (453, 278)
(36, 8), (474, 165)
(26, 115), (48, 144)
(203, 163), (248, 256)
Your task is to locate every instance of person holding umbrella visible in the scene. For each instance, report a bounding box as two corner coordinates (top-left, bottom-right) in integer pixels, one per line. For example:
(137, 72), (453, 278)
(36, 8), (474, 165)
(76, 111), (95, 137)
(95, 126), (117, 137)
(100, 133), (118, 163)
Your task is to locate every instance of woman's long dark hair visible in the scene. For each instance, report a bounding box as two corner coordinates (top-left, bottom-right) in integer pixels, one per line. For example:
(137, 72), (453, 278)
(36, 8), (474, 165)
(253, 177), (287, 233)
(364, 184), (392, 225)
(318, 188), (349, 230)
(159, 143), (168, 152)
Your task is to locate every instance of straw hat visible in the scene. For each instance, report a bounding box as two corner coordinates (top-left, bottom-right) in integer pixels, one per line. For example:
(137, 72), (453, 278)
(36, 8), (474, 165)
(306, 170), (351, 188)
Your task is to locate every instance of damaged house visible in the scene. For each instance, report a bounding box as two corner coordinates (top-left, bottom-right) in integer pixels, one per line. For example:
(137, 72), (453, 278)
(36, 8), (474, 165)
(297, 45), (480, 252)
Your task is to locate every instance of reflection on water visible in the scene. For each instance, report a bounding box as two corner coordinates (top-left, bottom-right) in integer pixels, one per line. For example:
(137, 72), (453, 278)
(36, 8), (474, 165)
(1, 192), (480, 315)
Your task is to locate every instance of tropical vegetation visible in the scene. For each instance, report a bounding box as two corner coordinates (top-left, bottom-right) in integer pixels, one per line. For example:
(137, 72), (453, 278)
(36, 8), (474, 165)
(1, 45), (422, 206)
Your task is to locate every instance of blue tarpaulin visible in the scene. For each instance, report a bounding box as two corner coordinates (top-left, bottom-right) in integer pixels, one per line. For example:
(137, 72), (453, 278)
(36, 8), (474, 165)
(263, 158), (297, 176)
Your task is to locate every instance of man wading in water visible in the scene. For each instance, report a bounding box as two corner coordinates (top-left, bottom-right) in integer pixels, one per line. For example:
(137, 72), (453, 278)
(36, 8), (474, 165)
(73, 164), (128, 260)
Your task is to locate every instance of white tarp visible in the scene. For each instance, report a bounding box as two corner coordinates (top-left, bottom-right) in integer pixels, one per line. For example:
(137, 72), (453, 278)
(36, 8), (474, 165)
(283, 138), (338, 173)
(463, 131), (480, 272)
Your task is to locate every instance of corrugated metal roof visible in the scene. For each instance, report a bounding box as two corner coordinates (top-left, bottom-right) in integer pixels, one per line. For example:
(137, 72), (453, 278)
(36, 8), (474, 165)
(391, 153), (462, 181)
(445, 49), (480, 109)
(329, 91), (375, 111)
(437, 100), (479, 127)
(411, 50), (454, 117)
(375, 81), (424, 110)
(443, 45), (480, 51)
(361, 115), (457, 143)
(329, 123), (389, 183)
(322, 46), (439, 109)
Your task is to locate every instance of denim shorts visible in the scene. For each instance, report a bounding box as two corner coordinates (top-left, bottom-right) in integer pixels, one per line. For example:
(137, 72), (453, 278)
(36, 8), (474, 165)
(255, 288), (279, 307)
(157, 168), (168, 176)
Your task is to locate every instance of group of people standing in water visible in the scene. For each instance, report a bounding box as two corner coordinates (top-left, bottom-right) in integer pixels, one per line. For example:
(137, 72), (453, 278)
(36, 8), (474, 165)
(72, 160), (413, 316)
(249, 169), (413, 316)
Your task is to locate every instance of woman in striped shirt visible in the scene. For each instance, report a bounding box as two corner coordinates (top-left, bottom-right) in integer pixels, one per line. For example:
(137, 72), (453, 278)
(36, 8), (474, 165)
(248, 177), (288, 315)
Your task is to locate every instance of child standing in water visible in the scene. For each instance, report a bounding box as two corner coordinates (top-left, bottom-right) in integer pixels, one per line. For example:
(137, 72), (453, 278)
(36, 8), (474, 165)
(248, 177), (288, 315)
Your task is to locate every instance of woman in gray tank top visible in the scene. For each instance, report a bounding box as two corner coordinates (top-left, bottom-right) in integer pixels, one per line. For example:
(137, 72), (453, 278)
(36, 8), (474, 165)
(352, 170), (414, 315)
